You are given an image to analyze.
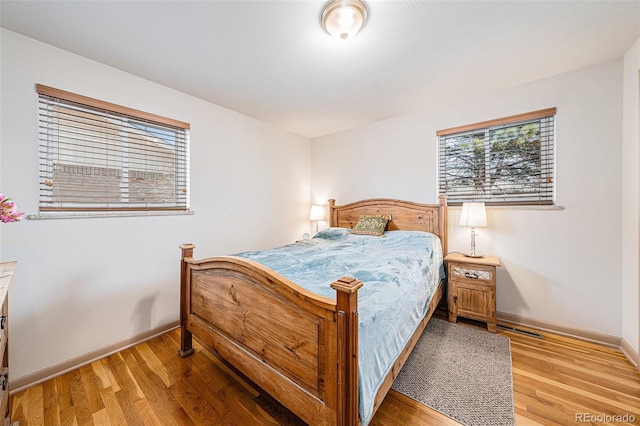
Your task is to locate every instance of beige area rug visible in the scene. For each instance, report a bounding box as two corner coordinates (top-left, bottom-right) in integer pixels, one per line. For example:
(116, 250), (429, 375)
(391, 318), (516, 426)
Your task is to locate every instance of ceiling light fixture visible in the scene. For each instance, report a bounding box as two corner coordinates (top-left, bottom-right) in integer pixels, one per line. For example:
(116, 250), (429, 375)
(321, 0), (368, 41)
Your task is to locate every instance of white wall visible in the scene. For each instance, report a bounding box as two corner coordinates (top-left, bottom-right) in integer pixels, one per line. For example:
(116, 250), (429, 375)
(1, 25), (631, 383)
(623, 38), (640, 355)
(312, 60), (624, 337)
(0, 29), (311, 381)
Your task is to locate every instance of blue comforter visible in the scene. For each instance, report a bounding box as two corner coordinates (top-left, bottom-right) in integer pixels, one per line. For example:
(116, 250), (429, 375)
(236, 227), (444, 425)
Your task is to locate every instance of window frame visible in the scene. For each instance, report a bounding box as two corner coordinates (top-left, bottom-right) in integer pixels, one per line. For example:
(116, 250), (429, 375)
(36, 84), (191, 215)
(437, 108), (556, 206)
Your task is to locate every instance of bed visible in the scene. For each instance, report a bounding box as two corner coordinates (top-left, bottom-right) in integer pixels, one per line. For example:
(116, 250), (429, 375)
(178, 197), (448, 425)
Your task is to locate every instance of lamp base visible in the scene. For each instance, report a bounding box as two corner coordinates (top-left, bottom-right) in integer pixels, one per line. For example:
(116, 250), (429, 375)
(463, 252), (484, 258)
(465, 227), (484, 258)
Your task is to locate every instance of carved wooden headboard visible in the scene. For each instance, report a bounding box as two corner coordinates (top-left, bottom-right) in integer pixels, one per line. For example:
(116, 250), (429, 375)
(328, 196), (448, 254)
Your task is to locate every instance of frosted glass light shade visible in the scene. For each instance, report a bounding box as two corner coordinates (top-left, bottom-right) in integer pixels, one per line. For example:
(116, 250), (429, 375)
(309, 205), (325, 221)
(321, 0), (368, 40)
(459, 202), (487, 228)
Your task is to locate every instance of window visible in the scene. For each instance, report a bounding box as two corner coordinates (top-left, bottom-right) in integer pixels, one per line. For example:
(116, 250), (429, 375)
(37, 85), (190, 213)
(437, 108), (555, 206)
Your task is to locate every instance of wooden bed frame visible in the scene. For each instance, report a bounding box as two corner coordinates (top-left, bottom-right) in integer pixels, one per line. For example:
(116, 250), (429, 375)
(178, 197), (448, 425)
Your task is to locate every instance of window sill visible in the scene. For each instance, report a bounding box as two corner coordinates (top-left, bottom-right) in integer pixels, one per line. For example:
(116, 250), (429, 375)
(26, 210), (195, 220)
(450, 205), (565, 211)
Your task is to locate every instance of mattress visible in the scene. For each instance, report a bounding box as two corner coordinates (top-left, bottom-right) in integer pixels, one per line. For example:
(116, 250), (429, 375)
(236, 227), (444, 425)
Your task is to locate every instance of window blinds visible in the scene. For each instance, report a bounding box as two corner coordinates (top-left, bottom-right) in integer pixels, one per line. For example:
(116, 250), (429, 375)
(37, 85), (190, 212)
(437, 108), (556, 206)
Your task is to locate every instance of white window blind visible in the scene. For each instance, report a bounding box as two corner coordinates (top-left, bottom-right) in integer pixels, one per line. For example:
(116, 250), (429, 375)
(37, 85), (190, 213)
(437, 108), (556, 206)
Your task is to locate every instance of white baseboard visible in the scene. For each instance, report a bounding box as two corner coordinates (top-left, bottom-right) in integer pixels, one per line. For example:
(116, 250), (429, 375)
(10, 320), (180, 393)
(498, 311), (640, 370)
(620, 338), (640, 369)
(497, 311), (621, 347)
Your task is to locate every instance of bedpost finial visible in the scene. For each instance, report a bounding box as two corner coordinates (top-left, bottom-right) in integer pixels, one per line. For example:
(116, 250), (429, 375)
(331, 277), (363, 294)
(180, 243), (195, 259)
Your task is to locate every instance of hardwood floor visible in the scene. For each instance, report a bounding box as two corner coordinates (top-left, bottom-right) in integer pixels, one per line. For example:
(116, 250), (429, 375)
(10, 318), (640, 425)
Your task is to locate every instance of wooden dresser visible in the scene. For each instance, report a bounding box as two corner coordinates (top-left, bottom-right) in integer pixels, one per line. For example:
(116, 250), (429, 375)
(0, 262), (14, 424)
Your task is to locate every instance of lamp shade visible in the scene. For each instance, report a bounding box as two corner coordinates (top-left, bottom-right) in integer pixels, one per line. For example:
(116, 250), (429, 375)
(321, 0), (368, 40)
(459, 202), (487, 228)
(309, 205), (325, 221)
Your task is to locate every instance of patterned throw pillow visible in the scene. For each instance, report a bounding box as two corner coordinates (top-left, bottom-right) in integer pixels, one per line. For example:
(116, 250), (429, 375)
(352, 214), (389, 236)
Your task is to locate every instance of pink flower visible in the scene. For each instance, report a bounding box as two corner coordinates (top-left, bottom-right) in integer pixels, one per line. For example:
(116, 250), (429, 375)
(0, 193), (23, 223)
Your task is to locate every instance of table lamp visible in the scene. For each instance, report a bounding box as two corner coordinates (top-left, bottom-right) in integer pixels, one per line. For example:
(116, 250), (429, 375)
(309, 205), (325, 234)
(459, 202), (487, 258)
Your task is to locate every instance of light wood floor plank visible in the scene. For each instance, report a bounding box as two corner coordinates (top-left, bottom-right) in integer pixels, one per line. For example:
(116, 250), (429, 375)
(10, 316), (640, 425)
(98, 387), (126, 425)
(12, 386), (44, 426)
(79, 364), (105, 417)
(68, 369), (93, 425)
(58, 405), (77, 426)
(133, 343), (174, 388)
(42, 379), (61, 426)
(91, 408), (110, 426)
(91, 359), (121, 393)
(119, 348), (179, 426)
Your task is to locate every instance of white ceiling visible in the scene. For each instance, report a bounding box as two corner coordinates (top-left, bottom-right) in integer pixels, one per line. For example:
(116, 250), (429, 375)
(1, 0), (639, 138)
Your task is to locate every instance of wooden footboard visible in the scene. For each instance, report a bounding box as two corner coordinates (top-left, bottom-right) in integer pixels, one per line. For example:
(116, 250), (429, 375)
(179, 247), (363, 426)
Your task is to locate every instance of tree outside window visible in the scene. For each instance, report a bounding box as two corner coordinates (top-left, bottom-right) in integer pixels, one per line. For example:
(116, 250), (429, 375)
(438, 109), (555, 206)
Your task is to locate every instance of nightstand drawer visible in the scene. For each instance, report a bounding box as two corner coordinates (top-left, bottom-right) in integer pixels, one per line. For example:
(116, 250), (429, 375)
(449, 263), (494, 283)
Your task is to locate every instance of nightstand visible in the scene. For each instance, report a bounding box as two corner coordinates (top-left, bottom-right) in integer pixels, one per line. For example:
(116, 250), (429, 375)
(445, 253), (501, 333)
